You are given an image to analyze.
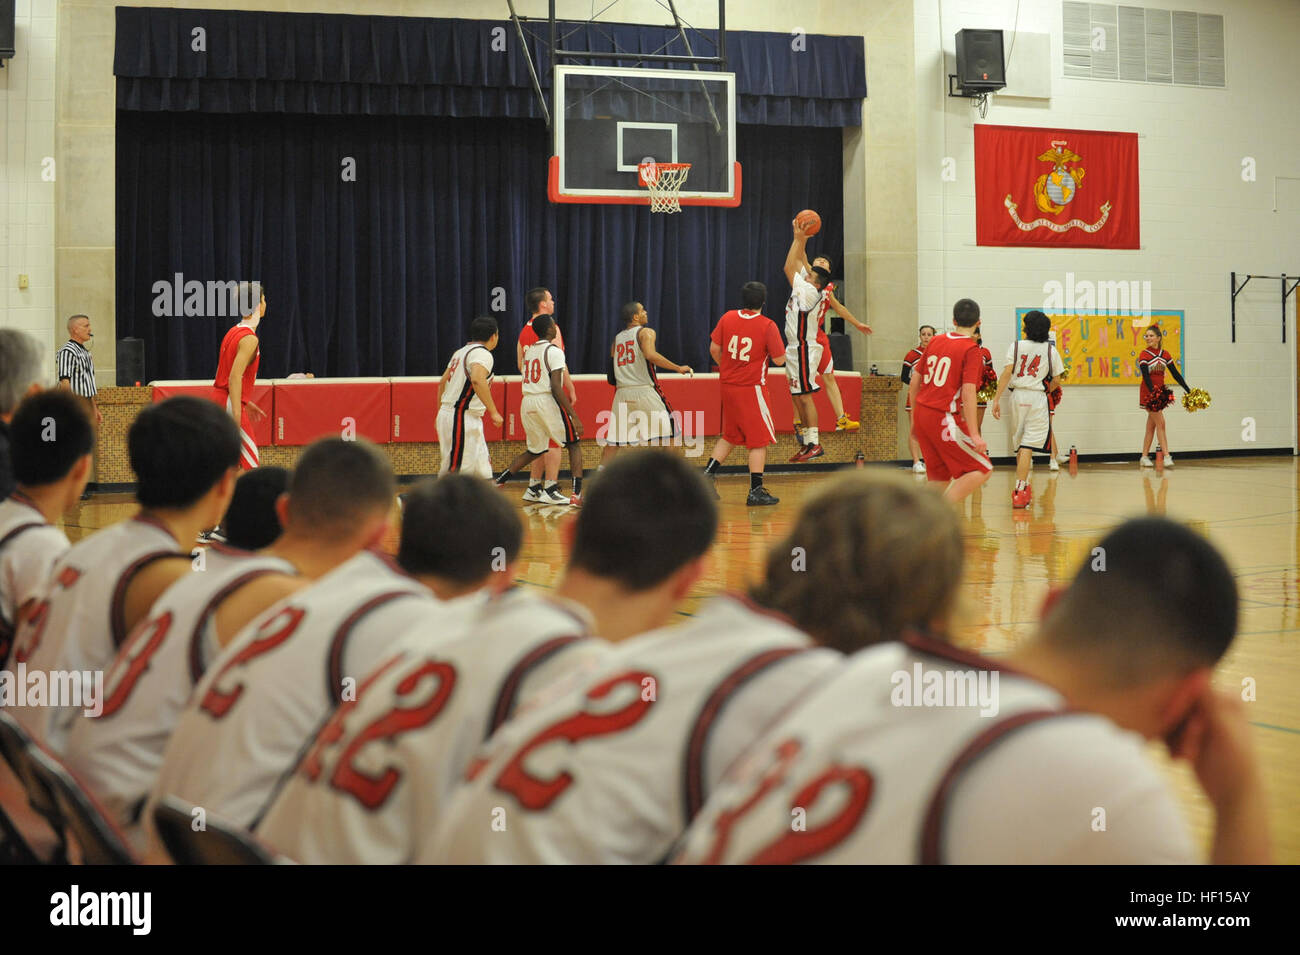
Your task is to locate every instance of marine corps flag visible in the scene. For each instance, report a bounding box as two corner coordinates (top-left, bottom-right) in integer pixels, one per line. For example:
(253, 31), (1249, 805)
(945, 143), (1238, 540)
(975, 124), (1140, 249)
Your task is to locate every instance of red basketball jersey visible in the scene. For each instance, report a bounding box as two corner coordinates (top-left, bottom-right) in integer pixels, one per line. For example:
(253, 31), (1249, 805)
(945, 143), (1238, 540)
(518, 321), (565, 353)
(913, 332), (984, 414)
(214, 323), (259, 399)
(711, 310), (785, 386)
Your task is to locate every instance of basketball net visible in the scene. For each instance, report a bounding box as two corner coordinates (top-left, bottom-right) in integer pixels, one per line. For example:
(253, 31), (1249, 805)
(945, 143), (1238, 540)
(638, 162), (692, 214)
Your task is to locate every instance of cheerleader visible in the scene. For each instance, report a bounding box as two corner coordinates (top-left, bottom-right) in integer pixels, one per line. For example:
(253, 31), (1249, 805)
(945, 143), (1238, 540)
(1138, 325), (1190, 468)
(974, 329), (997, 430)
(899, 325), (936, 473)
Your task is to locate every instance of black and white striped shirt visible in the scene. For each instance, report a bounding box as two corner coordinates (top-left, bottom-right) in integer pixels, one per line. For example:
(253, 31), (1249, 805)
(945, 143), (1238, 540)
(56, 340), (97, 397)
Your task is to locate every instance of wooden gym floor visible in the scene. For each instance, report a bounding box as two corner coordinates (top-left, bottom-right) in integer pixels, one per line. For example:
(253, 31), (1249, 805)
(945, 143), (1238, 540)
(58, 455), (1300, 863)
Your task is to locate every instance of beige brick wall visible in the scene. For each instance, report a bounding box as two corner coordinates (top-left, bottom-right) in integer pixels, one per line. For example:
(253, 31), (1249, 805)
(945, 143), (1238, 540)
(93, 377), (906, 485)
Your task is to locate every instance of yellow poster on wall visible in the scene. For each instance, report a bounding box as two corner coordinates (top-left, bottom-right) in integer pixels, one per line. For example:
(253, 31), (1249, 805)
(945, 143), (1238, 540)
(1015, 309), (1185, 385)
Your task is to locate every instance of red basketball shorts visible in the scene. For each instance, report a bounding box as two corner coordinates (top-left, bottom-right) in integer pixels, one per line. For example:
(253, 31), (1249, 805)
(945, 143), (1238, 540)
(913, 404), (992, 482)
(721, 383), (777, 450)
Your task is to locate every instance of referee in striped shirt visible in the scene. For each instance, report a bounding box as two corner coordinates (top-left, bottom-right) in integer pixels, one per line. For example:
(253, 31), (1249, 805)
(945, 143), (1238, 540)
(57, 314), (101, 426)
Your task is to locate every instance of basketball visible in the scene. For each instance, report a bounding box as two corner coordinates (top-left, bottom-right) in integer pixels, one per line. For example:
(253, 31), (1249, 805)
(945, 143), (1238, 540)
(797, 209), (822, 236)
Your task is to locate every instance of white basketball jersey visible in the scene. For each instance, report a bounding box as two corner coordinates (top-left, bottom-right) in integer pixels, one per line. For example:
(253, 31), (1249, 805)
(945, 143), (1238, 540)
(1005, 340), (1064, 391)
(62, 544), (295, 827)
(147, 549), (443, 831)
(256, 587), (606, 864)
(784, 271), (823, 346)
(671, 634), (1193, 864)
(440, 342), (494, 416)
(9, 514), (187, 751)
(521, 340), (566, 397)
(427, 596), (841, 864)
(613, 326), (654, 389)
(0, 493), (69, 665)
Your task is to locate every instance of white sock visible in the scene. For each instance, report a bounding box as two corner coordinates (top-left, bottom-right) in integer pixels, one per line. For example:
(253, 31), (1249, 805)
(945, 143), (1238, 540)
(807, 428), (819, 445)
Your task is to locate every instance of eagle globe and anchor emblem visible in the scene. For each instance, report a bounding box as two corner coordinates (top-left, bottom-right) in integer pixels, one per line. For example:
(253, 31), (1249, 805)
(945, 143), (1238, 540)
(1005, 140), (1113, 233)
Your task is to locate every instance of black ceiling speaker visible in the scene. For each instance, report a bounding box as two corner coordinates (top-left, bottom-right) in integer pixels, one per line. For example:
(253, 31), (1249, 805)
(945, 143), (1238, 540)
(0, 1), (15, 64)
(955, 29), (1006, 92)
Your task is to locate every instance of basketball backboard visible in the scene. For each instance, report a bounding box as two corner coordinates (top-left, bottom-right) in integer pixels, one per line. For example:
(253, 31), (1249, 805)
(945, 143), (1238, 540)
(548, 65), (740, 207)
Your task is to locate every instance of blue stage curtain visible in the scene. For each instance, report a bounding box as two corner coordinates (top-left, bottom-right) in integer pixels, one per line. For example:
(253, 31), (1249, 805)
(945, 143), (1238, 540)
(116, 112), (844, 380)
(114, 9), (866, 127)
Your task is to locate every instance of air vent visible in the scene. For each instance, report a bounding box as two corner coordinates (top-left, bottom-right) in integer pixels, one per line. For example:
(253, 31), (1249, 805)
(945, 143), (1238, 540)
(1062, 2), (1225, 87)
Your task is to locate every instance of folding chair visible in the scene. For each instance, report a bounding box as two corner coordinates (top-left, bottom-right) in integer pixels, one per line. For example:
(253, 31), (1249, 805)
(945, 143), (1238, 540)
(0, 710), (67, 864)
(24, 743), (136, 864)
(152, 796), (276, 865)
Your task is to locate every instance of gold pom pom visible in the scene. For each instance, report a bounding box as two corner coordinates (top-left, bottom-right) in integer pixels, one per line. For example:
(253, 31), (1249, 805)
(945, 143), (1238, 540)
(1182, 387), (1211, 413)
(977, 383), (998, 403)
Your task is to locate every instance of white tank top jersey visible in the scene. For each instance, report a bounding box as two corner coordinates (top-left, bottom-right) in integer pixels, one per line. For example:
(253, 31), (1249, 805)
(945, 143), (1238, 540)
(8, 514), (188, 751)
(62, 545), (296, 827)
(440, 342), (494, 416)
(784, 272), (823, 346)
(672, 634), (1198, 865)
(426, 595), (842, 865)
(521, 340), (566, 397)
(613, 326), (654, 389)
(146, 549), (448, 832)
(0, 494), (69, 664)
(1004, 340), (1064, 391)
(257, 588), (607, 864)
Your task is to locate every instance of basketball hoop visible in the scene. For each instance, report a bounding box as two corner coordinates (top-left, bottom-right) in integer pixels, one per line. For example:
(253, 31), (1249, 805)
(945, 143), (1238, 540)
(638, 162), (692, 213)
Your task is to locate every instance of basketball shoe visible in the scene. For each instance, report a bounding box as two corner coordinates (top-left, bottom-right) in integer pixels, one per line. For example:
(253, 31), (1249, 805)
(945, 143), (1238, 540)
(836, 414), (860, 431)
(747, 486), (779, 506)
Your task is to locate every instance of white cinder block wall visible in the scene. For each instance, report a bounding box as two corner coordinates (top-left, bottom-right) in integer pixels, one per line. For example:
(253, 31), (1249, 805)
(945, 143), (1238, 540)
(1, 0), (58, 373)
(915, 0), (1300, 457)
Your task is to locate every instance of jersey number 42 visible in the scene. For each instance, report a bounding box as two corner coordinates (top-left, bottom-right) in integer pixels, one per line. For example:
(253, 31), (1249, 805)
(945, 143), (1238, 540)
(727, 336), (753, 362)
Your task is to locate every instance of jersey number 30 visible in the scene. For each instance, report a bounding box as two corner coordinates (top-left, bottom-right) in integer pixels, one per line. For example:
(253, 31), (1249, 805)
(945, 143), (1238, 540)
(922, 354), (951, 388)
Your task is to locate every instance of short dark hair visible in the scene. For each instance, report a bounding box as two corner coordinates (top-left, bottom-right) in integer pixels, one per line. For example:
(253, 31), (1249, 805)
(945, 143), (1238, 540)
(1023, 310), (1051, 343)
(9, 390), (95, 487)
(952, 299), (980, 327)
(525, 288), (551, 316)
(234, 281), (264, 319)
(1041, 518), (1237, 684)
(531, 314), (555, 340)
(398, 475), (523, 583)
(221, 466), (289, 550)
(620, 302), (642, 327)
(752, 472), (963, 653)
(740, 282), (767, 311)
(468, 315), (498, 343)
(919, 325), (937, 337)
(810, 266), (832, 287)
(814, 255), (834, 273)
(569, 451), (717, 590)
(129, 397), (240, 509)
(285, 437), (395, 535)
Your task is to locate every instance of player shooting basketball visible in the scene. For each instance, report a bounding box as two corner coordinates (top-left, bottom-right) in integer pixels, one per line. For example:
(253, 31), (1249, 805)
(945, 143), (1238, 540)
(791, 243), (872, 440)
(783, 219), (832, 462)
